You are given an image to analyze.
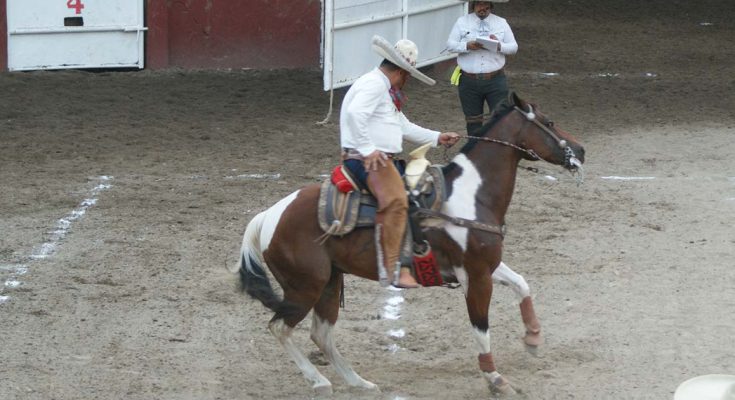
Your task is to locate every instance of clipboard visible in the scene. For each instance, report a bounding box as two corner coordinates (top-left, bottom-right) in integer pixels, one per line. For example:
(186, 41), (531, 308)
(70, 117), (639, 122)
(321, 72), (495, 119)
(476, 37), (500, 52)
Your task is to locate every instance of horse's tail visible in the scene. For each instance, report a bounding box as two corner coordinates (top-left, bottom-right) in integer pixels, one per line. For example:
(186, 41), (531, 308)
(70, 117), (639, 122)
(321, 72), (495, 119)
(236, 210), (300, 318)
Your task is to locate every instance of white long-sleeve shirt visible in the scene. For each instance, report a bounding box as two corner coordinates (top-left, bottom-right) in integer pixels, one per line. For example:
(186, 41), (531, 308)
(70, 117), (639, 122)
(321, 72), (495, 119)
(340, 68), (440, 156)
(446, 13), (518, 74)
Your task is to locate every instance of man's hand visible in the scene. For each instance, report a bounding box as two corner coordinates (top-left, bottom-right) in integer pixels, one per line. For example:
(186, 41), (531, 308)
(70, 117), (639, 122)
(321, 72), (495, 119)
(438, 132), (461, 147)
(488, 34), (501, 51)
(363, 150), (388, 171)
(467, 41), (484, 51)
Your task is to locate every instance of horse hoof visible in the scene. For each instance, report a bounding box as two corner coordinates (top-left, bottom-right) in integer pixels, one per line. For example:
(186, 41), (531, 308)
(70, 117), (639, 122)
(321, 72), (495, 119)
(354, 380), (379, 392)
(488, 373), (518, 396)
(491, 381), (518, 396)
(523, 330), (544, 348)
(313, 383), (333, 397)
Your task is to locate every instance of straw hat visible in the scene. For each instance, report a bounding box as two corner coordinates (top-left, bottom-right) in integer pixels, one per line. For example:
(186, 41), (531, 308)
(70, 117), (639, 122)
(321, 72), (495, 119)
(674, 375), (735, 400)
(371, 35), (435, 86)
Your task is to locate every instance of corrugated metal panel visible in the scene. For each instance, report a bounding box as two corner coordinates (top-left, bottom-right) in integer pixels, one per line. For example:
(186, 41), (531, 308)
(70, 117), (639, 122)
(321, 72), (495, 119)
(323, 0), (466, 90)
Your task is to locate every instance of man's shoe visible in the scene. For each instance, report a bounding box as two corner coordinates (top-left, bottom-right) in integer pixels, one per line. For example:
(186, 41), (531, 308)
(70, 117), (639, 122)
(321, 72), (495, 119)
(393, 267), (421, 289)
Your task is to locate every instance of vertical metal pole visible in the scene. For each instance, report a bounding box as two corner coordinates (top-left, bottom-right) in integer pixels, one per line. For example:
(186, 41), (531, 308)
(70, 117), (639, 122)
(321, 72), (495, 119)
(402, 0), (408, 39)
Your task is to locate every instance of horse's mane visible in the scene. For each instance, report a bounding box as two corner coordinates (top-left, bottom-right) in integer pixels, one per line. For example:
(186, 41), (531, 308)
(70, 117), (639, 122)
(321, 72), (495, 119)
(443, 99), (516, 176)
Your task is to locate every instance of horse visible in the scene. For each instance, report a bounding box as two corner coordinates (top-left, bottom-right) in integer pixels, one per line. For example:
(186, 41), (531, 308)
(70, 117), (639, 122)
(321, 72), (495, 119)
(235, 92), (585, 396)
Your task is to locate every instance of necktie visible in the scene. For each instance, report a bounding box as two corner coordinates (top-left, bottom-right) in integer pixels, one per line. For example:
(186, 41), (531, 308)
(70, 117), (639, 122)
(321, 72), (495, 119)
(479, 20), (489, 36)
(389, 87), (407, 111)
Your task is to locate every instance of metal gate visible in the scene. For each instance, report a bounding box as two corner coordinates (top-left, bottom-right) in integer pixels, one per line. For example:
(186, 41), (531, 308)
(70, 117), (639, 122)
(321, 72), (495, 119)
(6, 0), (146, 71)
(322, 0), (466, 91)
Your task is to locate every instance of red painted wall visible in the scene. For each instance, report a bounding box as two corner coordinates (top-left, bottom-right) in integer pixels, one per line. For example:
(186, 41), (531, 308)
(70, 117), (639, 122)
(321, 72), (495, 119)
(146, 0), (321, 70)
(1, 1), (7, 71)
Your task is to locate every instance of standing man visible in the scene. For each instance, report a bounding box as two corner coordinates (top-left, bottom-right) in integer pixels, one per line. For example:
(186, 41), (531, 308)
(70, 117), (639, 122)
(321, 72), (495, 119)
(447, 0), (518, 135)
(340, 35), (460, 288)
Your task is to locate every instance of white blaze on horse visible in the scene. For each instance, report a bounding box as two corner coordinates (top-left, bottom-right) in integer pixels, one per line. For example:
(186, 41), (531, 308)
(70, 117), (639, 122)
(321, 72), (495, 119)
(235, 93), (585, 396)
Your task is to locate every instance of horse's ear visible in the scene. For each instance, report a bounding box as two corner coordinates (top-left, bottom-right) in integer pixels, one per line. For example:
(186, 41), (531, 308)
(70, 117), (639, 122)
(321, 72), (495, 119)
(509, 91), (524, 108)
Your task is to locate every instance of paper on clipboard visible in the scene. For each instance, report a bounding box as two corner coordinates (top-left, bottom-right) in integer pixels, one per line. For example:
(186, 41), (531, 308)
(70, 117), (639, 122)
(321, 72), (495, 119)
(476, 37), (500, 52)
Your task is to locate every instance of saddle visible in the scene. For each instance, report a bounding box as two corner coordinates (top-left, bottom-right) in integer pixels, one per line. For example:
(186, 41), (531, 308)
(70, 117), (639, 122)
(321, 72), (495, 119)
(317, 144), (447, 286)
(317, 164), (445, 236)
(318, 143), (446, 237)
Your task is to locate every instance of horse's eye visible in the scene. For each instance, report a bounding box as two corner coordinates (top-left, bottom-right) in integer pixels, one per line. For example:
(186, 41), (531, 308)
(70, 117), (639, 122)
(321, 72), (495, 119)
(545, 120), (554, 128)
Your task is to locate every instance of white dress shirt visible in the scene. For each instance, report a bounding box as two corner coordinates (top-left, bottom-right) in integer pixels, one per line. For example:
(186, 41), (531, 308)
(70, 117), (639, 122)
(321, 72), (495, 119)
(340, 68), (440, 156)
(446, 13), (518, 74)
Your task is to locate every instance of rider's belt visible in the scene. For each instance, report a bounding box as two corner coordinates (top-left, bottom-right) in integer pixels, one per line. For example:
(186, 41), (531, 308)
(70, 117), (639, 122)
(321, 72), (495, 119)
(342, 148), (396, 161)
(461, 69), (504, 80)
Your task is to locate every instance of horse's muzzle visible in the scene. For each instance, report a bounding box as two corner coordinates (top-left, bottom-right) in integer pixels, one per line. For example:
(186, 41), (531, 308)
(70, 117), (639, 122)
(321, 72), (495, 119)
(564, 146), (585, 170)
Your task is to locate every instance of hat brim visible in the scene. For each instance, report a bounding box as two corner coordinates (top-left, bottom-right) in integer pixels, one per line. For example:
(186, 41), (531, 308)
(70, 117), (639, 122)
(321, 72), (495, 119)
(371, 35), (435, 86)
(674, 375), (735, 400)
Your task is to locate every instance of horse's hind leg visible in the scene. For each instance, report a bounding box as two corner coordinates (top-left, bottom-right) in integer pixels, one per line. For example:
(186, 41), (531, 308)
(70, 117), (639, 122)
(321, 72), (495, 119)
(310, 269), (379, 391)
(269, 316), (334, 396)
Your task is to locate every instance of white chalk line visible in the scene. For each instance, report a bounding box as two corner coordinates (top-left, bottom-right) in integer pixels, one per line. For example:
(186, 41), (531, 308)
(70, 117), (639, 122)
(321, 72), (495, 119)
(601, 176), (656, 181)
(0, 176), (113, 305)
(516, 70), (660, 79)
(378, 287), (408, 354)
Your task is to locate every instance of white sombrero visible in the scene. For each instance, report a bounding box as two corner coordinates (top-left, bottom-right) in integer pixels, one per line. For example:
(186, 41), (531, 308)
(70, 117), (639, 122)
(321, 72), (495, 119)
(674, 375), (735, 400)
(371, 35), (435, 86)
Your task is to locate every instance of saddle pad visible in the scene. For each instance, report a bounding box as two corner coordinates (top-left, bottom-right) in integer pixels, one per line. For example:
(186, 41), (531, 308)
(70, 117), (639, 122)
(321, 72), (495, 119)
(318, 180), (379, 236)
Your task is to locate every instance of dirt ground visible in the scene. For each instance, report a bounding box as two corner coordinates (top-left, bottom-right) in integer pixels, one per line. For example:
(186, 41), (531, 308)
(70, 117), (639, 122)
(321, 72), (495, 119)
(1, 0), (734, 399)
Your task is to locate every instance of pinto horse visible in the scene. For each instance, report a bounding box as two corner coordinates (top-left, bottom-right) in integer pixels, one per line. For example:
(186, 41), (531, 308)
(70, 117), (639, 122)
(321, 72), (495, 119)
(236, 93), (585, 396)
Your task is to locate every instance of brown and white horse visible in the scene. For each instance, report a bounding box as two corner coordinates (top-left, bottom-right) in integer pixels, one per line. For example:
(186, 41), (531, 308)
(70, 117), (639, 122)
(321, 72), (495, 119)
(236, 93), (585, 396)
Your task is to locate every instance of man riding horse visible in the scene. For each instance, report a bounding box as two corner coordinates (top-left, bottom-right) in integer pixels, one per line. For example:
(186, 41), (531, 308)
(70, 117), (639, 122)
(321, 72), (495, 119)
(339, 36), (460, 288)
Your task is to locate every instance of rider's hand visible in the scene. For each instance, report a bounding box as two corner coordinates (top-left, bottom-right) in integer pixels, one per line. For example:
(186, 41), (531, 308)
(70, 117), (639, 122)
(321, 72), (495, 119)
(439, 132), (461, 147)
(363, 150), (388, 171)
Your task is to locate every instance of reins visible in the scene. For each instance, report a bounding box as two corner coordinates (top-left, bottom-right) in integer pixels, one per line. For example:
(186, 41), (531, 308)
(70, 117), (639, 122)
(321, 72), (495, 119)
(422, 104), (583, 235)
(414, 208), (506, 238)
(459, 134), (541, 160)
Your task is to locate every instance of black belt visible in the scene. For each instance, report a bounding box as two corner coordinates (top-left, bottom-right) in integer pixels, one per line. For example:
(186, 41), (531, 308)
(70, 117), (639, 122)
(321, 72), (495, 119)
(461, 69), (504, 80)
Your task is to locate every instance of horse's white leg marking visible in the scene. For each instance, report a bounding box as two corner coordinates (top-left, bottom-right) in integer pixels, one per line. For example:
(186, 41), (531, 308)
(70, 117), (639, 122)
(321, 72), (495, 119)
(474, 326), (517, 394)
(310, 314), (378, 390)
(472, 326), (493, 355)
(269, 319), (333, 395)
(444, 154), (482, 251)
(453, 266), (469, 297)
(491, 261), (531, 302)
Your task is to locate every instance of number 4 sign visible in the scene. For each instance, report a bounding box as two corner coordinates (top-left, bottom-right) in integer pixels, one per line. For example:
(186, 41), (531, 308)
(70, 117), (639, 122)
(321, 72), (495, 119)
(67, 0), (85, 14)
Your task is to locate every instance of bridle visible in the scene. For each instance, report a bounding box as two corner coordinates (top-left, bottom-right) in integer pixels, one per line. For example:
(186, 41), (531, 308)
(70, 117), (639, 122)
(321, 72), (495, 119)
(462, 104), (584, 183)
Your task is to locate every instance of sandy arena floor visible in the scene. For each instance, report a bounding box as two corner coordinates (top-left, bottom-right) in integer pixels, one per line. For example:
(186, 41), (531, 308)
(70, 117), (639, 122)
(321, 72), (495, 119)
(1, 1), (734, 399)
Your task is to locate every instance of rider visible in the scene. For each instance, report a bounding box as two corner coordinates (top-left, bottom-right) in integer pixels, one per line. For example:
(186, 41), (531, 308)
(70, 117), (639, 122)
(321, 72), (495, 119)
(340, 35), (460, 288)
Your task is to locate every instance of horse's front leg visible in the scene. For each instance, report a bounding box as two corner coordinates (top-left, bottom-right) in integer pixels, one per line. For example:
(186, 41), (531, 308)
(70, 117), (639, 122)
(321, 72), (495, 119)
(457, 265), (518, 396)
(492, 261), (543, 348)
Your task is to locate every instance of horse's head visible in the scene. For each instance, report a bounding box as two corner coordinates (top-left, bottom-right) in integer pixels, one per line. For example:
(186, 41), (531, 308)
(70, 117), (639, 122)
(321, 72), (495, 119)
(509, 92), (585, 174)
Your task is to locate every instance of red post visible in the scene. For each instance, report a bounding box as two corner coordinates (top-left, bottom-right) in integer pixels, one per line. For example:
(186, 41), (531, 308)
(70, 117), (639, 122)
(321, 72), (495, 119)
(1, 0), (7, 71)
(145, 0), (170, 69)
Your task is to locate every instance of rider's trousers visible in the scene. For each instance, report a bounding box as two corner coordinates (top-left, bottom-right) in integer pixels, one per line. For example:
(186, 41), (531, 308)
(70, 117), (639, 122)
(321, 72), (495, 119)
(366, 160), (408, 284)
